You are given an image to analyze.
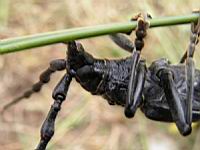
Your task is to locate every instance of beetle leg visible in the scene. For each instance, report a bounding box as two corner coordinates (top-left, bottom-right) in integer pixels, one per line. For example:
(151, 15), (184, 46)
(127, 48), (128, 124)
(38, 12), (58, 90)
(125, 59), (146, 117)
(125, 14), (149, 118)
(180, 52), (187, 64)
(180, 15), (200, 126)
(109, 33), (135, 52)
(185, 21), (200, 125)
(185, 57), (194, 125)
(180, 10), (200, 63)
(1, 59), (66, 113)
(158, 69), (191, 136)
(109, 13), (151, 53)
(36, 73), (72, 150)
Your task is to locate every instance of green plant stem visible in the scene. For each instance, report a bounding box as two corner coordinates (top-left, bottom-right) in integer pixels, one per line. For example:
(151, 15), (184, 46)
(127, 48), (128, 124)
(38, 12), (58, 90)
(0, 13), (199, 54)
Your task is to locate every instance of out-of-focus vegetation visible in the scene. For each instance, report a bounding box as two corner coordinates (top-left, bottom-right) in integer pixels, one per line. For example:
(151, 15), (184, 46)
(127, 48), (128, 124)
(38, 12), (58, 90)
(0, 0), (9, 28)
(0, 0), (200, 150)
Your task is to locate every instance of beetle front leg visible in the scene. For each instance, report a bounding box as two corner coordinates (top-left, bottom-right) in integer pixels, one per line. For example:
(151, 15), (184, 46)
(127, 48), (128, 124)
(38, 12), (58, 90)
(125, 59), (146, 117)
(109, 33), (134, 52)
(109, 13), (151, 53)
(35, 73), (72, 150)
(158, 69), (191, 136)
(125, 13), (149, 118)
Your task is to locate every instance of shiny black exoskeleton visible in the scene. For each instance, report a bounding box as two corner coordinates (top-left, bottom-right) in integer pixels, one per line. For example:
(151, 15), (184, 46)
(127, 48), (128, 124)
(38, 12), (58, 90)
(67, 41), (200, 128)
(70, 52), (200, 124)
(2, 13), (200, 150)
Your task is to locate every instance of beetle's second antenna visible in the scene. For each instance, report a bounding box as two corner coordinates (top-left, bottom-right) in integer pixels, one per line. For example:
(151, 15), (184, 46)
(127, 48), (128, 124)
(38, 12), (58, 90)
(1, 59), (66, 114)
(35, 73), (72, 150)
(125, 13), (150, 118)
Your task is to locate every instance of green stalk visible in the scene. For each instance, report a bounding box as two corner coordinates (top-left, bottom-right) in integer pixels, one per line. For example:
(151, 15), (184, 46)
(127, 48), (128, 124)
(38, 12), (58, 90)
(0, 13), (199, 54)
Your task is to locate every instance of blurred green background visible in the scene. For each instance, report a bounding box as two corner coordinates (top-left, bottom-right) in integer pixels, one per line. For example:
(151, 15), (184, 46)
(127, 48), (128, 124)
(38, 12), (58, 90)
(0, 0), (200, 150)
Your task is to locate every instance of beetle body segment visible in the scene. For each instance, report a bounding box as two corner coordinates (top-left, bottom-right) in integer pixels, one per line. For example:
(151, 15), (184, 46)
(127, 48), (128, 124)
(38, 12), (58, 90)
(143, 61), (200, 122)
(71, 51), (200, 123)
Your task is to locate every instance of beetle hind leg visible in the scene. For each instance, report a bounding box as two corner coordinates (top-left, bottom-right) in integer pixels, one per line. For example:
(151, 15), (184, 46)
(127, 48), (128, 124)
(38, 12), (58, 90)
(158, 68), (192, 136)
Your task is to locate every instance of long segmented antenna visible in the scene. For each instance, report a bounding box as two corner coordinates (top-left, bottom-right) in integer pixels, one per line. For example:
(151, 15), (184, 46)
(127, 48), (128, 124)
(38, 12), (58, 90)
(35, 73), (72, 150)
(1, 59), (66, 113)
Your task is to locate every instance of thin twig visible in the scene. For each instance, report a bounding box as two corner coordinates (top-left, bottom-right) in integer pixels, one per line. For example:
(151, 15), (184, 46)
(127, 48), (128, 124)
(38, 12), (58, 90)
(0, 13), (199, 54)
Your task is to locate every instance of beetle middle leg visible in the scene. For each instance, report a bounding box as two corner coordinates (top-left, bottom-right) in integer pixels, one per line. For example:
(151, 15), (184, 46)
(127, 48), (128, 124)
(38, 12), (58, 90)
(157, 66), (192, 135)
(156, 16), (200, 135)
(184, 16), (200, 126)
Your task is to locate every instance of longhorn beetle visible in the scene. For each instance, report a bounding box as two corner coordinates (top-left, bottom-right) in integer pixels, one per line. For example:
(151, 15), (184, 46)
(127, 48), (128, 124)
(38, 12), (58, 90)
(1, 12), (200, 149)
